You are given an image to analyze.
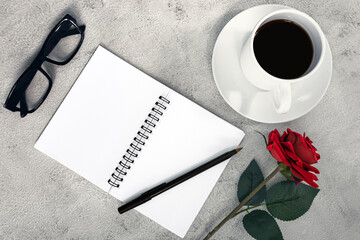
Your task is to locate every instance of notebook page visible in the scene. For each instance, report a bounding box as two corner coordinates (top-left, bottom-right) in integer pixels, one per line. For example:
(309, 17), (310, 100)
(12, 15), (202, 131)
(110, 90), (245, 237)
(35, 46), (170, 192)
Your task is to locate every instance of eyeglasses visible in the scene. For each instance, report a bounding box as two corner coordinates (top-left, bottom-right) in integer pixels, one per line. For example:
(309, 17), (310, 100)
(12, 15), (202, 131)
(4, 14), (85, 118)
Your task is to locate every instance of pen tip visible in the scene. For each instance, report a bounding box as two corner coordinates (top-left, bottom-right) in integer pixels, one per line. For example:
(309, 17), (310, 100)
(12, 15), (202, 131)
(236, 147), (243, 152)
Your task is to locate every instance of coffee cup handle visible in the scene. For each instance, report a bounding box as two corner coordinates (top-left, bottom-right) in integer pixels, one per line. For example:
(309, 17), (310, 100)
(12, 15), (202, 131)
(271, 83), (292, 114)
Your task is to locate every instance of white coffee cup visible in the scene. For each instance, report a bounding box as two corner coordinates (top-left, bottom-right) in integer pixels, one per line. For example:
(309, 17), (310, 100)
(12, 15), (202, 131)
(240, 8), (326, 113)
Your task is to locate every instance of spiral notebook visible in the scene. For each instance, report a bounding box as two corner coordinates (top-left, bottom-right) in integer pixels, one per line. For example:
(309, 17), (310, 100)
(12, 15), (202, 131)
(35, 46), (245, 238)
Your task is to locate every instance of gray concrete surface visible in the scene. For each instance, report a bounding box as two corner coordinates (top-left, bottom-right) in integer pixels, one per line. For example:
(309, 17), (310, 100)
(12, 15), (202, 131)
(1, 0), (360, 239)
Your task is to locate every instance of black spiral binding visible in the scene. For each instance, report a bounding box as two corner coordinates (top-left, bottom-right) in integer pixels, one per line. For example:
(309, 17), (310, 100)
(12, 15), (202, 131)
(108, 96), (170, 188)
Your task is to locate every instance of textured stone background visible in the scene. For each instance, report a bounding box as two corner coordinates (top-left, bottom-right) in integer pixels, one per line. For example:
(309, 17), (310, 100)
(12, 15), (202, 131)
(1, 0), (360, 239)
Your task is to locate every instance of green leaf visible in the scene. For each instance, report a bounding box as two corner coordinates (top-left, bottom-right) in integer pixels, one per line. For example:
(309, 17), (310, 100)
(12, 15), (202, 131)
(237, 160), (266, 205)
(266, 181), (320, 221)
(243, 210), (283, 240)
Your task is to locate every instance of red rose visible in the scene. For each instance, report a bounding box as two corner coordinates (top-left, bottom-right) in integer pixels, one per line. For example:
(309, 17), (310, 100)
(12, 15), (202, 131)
(266, 128), (320, 188)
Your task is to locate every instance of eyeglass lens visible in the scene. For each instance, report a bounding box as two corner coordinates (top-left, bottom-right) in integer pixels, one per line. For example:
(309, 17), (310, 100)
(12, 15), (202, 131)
(45, 19), (82, 63)
(23, 68), (51, 111)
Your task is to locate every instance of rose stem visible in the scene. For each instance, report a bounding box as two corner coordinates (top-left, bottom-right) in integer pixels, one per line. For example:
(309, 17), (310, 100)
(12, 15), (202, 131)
(203, 166), (280, 240)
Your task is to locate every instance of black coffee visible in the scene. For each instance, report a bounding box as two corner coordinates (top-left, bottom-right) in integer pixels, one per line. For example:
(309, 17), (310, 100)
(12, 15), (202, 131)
(253, 19), (313, 79)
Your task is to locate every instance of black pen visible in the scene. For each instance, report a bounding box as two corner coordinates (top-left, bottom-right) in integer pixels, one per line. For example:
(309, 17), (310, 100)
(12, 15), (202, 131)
(118, 147), (243, 214)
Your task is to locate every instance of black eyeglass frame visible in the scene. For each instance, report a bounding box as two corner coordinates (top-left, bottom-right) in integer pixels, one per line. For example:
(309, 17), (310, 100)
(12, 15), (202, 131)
(4, 14), (85, 117)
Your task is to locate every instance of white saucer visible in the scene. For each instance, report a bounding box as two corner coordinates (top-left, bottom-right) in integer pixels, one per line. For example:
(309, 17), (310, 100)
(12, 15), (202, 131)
(212, 4), (332, 123)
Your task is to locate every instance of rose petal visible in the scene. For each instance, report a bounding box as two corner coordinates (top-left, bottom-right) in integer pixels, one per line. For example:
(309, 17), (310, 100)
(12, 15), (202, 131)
(305, 136), (318, 154)
(280, 130), (289, 142)
(304, 135), (321, 162)
(291, 162), (318, 181)
(286, 131), (297, 145)
(288, 132), (318, 164)
(268, 129), (280, 145)
(296, 174), (319, 188)
(302, 161), (320, 174)
(290, 167), (319, 188)
(281, 142), (302, 162)
(304, 179), (319, 188)
(304, 136), (314, 146)
(267, 142), (290, 166)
